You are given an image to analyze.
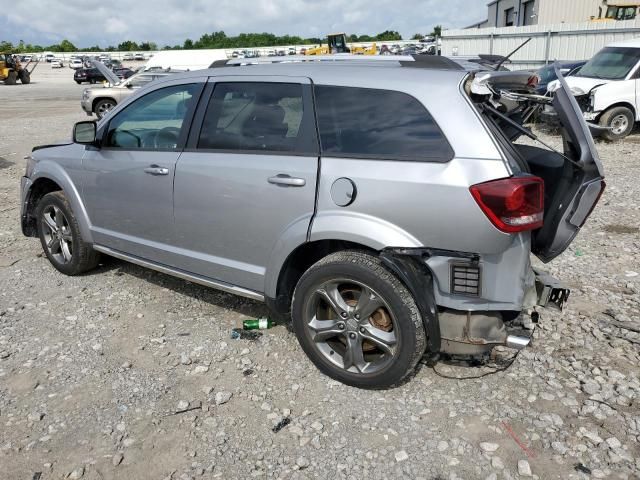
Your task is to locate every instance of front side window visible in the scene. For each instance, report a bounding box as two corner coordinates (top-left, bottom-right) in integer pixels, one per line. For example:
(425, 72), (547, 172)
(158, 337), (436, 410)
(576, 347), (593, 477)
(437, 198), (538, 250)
(314, 85), (453, 162)
(104, 83), (199, 150)
(577, 47), (640, 80)
(198, 82), (316, 154)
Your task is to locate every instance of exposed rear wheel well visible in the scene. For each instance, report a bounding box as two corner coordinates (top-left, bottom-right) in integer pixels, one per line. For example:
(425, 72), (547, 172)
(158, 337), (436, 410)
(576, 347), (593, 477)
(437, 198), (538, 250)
(23, 178), (62, 237)
(270, 240), (377, 317)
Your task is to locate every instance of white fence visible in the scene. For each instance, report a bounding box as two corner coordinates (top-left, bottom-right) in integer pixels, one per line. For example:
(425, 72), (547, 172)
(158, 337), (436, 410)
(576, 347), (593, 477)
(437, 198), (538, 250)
(442, 19), (640, 70)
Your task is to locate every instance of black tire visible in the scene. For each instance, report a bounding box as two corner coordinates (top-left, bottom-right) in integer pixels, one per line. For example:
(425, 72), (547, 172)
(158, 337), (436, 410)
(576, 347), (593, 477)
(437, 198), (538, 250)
(75, 81), (81, 85)
(599, 106), (634, 141)
(94, 99), (116, 119)
(89, 78), (96, 84)
(18, 70), (30, 84)
(36, 191), (100, 276)
(291, 251), (426, 388)
(4, 71), (17, 85)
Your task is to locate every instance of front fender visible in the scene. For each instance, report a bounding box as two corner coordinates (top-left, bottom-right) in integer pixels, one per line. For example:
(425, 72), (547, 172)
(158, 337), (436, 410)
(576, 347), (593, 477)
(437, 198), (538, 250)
(30, 160), (93, 244)
(592, 80), (637, 118)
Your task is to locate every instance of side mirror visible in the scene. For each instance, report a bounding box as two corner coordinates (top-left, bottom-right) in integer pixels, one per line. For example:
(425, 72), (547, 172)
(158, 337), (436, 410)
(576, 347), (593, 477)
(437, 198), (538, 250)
(73, 121), (97, 144)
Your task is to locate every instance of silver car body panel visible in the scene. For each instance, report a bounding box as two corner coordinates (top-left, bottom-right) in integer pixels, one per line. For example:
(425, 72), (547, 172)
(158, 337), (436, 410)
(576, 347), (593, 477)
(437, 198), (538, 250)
(173, 75), (318, 293)
(27, 143), (94, 243)
(93, 245), (264, 301)
(81, 76), (208, 268)
(22, 61), (600, 316)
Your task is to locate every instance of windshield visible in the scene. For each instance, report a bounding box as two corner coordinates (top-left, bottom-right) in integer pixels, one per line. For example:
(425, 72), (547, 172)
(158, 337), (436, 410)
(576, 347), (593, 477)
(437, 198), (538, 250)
(537, 65), (556, 84)
(577, 47), (640, 80)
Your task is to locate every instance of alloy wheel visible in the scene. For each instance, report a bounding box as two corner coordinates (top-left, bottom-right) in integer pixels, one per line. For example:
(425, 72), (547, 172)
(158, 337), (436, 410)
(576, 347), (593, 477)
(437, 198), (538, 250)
(41, 205), (73, 264)
(303, 279), (398, 374)
(610, 114), (629, 135)
(97, 102), (114, 117)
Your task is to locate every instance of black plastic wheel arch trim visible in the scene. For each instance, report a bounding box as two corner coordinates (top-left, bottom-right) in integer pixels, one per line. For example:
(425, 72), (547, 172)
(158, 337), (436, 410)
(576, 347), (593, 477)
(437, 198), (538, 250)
(380, 248), (443, 354)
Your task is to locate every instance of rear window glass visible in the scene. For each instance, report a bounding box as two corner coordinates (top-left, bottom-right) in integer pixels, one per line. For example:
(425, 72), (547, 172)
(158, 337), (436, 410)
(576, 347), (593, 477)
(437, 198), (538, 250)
(314, 85), (453, 161)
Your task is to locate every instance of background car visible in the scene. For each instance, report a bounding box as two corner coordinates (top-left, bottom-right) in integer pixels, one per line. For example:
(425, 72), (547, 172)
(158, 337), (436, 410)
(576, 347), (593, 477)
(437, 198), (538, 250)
(50, 58), (64, 68)
(535, 61), (586, 94)
(69, 58), (84, 69)
(74, 68), (106, 84)
(123, 53), (134, 61)
(80, 69), (180, 118)
(113, 67), (135, 79)
(545, 38), (640, 140)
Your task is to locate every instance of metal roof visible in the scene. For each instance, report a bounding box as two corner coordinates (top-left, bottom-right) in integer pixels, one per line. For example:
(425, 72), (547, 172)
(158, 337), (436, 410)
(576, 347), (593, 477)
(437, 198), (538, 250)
(210, 54), (499, 72)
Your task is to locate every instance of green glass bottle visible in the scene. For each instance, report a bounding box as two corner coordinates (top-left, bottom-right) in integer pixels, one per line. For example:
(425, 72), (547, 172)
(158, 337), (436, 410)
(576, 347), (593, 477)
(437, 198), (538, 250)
(242, 317), (275, 330)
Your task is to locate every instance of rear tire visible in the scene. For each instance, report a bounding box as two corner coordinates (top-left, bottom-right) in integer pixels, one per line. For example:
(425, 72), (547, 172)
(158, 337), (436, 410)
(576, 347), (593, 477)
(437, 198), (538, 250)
(36, 191), (100, 276)
(291, 251), (426, 388)
(4, 71), (17, 85)
(599, 106), (634, 141)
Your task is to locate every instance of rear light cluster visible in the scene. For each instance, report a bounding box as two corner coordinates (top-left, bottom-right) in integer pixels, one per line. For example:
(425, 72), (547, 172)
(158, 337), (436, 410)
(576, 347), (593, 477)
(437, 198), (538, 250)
(470, 176), (544, 233)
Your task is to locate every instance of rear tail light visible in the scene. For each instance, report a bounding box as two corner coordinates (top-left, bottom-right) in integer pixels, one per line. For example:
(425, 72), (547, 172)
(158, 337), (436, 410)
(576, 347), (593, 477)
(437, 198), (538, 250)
(470, 176), (544, 233)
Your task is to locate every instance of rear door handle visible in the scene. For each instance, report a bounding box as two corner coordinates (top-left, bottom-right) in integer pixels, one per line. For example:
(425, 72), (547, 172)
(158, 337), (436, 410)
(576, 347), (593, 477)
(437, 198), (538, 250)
(268, 174), (306, 187)
(144, 165), (169, 176)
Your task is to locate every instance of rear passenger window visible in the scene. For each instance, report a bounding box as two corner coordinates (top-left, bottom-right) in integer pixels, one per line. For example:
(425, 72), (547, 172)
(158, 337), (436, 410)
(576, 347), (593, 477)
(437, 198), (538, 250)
(198, 82), (317, 154)
(314, 86), (453, 161)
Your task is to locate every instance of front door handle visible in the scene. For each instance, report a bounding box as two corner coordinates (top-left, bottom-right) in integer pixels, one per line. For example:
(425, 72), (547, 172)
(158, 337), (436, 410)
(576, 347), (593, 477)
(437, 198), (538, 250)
(268, 174), (306, 187)
(144, 165), (169, 176)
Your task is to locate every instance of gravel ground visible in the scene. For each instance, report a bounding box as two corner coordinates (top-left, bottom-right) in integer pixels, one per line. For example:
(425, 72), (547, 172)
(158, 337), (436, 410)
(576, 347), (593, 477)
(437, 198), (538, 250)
(0, 66), (639, 480)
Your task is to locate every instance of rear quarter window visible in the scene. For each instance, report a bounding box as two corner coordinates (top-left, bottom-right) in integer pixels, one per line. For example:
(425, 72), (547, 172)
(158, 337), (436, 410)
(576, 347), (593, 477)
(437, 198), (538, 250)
(314, 85), (454, 162)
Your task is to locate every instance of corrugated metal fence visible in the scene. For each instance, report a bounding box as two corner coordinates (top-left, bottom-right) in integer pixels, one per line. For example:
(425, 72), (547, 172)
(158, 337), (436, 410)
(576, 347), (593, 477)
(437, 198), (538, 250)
(442, 19), (640, 70)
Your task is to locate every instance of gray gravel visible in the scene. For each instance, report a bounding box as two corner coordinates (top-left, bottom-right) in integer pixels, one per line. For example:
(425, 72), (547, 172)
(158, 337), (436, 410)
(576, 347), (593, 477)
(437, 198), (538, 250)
(1, 66), (639, 480)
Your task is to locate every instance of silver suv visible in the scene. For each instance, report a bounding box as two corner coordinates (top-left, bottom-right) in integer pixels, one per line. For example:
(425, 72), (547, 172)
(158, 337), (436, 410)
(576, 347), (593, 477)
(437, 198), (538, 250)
(20, 56), (605, 388)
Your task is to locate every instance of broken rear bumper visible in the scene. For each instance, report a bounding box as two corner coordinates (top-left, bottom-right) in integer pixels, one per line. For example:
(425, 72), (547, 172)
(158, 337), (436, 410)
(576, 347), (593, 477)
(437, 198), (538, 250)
(534, 269), (570, 310)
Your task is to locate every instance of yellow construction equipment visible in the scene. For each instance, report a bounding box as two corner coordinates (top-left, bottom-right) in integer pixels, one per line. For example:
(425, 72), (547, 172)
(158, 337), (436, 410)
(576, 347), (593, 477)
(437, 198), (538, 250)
(305, 33), (377, 56)
(0, 53), (36, 85)
(591, 2), (639, 21)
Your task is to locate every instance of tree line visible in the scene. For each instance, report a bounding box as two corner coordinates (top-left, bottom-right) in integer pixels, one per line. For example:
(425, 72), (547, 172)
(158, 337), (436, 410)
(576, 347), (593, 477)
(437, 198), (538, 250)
(1, 27), (441, 53)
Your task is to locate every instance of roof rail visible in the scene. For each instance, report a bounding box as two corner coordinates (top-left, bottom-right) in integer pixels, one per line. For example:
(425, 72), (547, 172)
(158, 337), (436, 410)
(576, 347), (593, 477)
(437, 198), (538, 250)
(217, 54), (414, 66)
(209, 54), (467, 71)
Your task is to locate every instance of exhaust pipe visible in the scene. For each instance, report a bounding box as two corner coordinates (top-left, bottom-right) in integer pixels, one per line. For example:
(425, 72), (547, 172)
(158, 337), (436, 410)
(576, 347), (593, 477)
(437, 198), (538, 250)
(506, 335), (530, 350)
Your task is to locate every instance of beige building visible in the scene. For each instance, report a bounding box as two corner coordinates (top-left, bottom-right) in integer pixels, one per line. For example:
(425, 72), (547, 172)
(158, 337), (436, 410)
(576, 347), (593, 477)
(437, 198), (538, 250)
(468, 0), (639, 28)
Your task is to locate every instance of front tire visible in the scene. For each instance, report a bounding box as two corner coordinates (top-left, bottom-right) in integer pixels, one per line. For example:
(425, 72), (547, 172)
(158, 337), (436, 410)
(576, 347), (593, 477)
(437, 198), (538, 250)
(4, 71), (17, 85)
(599, 106), (634, 141)
(291, 251), (426, 388)
(94, 99), (116, 119)
(36, 191), (100, 275)
(18, 70), (30, 84)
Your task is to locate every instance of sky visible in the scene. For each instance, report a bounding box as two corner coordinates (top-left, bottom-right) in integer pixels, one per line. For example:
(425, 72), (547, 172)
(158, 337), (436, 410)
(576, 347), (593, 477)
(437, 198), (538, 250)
(1, 0), (488, 47)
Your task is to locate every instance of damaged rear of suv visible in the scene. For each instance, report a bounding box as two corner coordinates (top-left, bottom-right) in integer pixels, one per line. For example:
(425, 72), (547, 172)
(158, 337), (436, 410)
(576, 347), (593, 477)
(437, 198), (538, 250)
(20, 56), (605, 388)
